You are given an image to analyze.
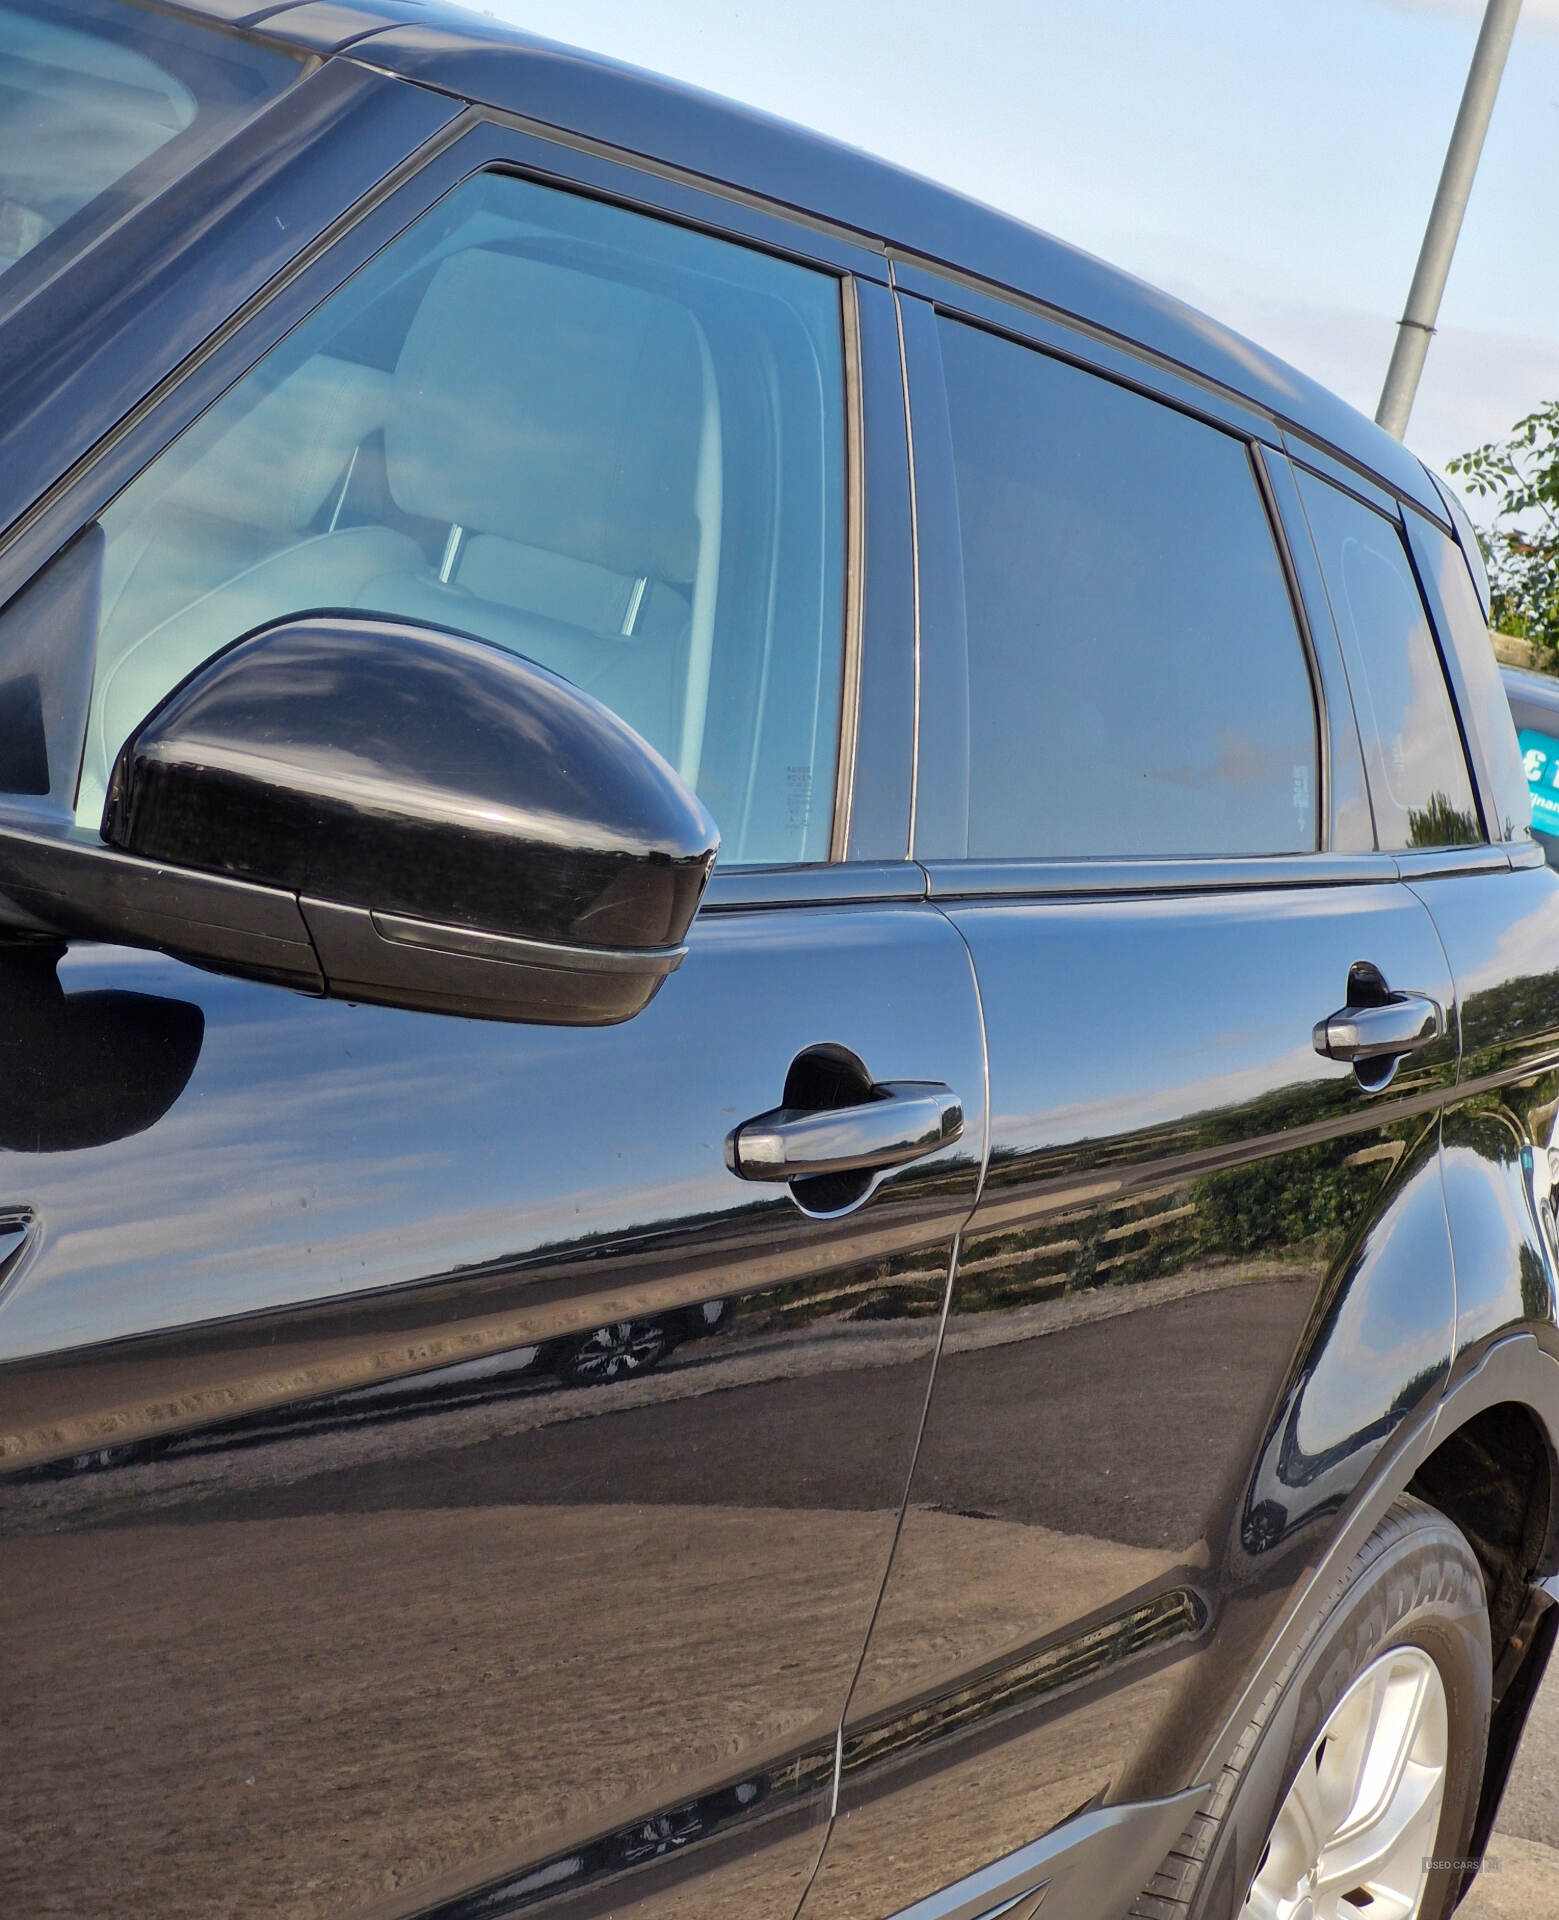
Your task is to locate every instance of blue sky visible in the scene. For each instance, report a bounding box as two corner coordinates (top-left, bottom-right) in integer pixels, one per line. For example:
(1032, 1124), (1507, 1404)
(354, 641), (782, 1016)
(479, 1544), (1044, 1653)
(480, 0), (1559, 496)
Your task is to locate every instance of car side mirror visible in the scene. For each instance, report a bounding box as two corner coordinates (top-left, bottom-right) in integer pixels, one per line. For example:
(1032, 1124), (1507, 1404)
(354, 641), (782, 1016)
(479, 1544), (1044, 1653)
(0, 614), (718, 1024)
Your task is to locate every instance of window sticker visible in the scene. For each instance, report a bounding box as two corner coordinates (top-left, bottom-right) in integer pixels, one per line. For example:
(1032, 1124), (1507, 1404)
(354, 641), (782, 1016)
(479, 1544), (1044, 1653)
(1517, 729), (1559, 834)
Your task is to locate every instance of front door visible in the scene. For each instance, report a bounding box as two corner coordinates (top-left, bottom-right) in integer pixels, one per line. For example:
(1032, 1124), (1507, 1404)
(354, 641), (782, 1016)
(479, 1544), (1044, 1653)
(0, 151), (986, 1920)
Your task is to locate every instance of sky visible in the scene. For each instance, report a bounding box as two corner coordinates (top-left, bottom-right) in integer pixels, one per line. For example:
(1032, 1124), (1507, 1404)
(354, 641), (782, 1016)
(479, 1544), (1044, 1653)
(477, 0), (1559, 504)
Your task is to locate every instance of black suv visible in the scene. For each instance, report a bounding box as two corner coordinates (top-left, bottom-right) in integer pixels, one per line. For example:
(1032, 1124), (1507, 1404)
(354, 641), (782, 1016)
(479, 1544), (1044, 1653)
(2, 7), (1557, 1920)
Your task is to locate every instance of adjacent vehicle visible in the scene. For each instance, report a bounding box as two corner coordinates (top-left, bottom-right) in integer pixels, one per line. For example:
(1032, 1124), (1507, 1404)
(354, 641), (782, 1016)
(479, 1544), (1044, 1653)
(3, 5), (1559, 1920)
(1504, 662), (1559, 867)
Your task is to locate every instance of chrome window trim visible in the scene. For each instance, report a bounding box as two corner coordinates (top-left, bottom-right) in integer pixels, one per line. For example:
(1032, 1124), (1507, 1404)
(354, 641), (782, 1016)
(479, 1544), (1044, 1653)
(829, 273), (868, 861)
(920, 852), (1403, 901)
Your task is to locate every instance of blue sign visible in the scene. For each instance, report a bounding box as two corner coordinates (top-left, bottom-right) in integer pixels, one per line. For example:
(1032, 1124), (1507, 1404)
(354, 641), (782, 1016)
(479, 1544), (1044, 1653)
(1518, 729), (1559, 836)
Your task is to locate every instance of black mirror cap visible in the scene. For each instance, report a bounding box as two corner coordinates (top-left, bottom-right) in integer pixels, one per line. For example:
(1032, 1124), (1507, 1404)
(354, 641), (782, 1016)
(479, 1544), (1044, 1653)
(98, 614), (720, 1024)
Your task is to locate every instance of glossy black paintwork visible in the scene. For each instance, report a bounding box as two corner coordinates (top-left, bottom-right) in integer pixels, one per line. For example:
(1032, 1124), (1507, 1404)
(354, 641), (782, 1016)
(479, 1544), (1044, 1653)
(4, 13), (1559, 1920)
(100, 613), (718, 1019)
(1408, 859), (1559, 1369)
(799, 879), (1461, 1917)
(0, 522), (102, 811)
(0, 904), (985, 1916)
(0, 941), (203, 1152)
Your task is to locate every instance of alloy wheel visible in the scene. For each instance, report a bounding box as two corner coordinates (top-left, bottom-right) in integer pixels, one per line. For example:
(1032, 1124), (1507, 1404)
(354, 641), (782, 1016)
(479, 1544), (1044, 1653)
(1242, 1646), (1449, 1920)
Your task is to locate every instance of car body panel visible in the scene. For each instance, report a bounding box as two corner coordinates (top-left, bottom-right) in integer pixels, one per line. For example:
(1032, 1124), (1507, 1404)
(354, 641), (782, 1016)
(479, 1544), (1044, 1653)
(1405, 859), (1559, 1371)
(798, 880), (1459, 1917)
(3, 7), (1558, 1917)
(0, 902), (986, 1916)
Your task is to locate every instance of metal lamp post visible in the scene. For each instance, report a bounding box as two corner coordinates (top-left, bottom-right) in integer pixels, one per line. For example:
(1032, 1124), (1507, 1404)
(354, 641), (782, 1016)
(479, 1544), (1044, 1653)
(1376, 0), (1523, 441)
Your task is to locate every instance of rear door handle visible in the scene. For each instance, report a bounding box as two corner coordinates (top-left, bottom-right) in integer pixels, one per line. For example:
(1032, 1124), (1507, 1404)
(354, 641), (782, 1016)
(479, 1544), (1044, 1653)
(726, 1081), (964, 1181)
(1313, 992), (1444, 1063)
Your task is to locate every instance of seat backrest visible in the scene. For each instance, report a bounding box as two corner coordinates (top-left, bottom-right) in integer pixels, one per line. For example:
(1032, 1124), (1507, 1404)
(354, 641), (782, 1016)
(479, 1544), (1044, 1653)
(383, 246), (706, 617)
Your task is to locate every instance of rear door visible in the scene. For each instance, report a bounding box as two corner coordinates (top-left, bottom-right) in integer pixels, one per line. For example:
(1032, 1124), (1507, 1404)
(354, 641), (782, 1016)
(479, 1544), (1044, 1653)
(798, 291), (1462, 1918)
(0, 135), (986, 1920)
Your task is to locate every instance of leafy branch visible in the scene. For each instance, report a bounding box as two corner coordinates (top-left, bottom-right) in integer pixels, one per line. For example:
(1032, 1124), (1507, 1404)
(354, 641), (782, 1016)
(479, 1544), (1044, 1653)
(1447, 399), (1559, 662)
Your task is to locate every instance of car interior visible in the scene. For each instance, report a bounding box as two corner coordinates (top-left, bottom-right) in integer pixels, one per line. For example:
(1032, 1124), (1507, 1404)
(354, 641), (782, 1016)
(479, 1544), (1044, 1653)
(77, 178), (846, 865)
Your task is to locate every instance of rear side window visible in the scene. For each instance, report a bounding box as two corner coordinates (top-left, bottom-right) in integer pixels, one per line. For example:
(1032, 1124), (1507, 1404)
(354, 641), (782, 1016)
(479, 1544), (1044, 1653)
(937, 316), (1318, 859)
(0, 0), (299, 322)
(1296, 472), (1479, 851)
(1405, 514), (1532, 846)
(66, 170), (847, 865)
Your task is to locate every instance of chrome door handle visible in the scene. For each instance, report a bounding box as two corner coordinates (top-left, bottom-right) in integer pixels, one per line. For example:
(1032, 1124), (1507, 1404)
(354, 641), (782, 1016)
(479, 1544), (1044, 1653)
(726, 1081), (963, 1181)
(1313, 992), (1444, 1063)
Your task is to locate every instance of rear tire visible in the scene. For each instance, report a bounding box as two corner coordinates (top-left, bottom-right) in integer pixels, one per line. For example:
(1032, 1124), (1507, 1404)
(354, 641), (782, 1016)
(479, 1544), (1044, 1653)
(1132, 1495), (1491, 1920)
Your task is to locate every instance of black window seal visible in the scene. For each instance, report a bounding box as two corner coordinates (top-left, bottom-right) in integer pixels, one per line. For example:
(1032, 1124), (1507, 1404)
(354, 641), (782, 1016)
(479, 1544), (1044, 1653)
(920, 851), (1405, 902)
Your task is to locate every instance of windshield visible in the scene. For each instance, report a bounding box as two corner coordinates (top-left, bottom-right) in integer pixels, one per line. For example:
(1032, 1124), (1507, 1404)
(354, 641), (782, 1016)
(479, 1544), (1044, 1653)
(0, 0), (300, 319)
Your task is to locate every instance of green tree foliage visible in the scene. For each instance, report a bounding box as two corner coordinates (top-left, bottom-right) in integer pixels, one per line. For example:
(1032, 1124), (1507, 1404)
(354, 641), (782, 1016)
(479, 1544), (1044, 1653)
(1448, 399), (1559, 662)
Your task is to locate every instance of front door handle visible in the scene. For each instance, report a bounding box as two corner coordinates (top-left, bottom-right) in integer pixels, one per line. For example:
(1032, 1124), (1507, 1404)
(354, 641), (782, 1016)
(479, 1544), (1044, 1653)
(726, 1081), (963, 1181)
(1313, 991), (1444, 1063)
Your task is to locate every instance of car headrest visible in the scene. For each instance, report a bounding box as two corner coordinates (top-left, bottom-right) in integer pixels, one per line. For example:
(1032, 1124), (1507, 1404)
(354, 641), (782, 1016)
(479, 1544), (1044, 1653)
(384, 247), (704, 588)
(163, 355), (392, 534)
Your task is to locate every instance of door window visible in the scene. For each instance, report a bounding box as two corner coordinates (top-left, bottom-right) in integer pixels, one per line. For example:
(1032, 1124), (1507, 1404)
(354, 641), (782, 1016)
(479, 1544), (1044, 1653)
(1296, 472), (1480, 850)
(936, 316), (1318, 860)
(73, 170), (848, 865)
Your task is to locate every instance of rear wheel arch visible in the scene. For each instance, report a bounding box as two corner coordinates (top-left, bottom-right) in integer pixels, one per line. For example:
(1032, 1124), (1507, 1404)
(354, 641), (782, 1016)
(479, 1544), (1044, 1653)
(1409, 1396), (1556, 1655)
(1132, 1338), (1559, 1917)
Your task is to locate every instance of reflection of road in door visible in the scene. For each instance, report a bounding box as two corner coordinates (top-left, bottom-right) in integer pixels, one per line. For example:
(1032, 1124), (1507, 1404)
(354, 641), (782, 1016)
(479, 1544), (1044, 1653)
(0, 1278), (961, 1920)
(801, 1263), (1321, 1915)
(0, 896), (989, 1920)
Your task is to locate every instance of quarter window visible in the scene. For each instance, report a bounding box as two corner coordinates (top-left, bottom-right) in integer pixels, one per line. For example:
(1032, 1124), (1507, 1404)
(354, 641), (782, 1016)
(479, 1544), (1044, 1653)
(1407, 514), (1530, 846)
(1296, 472), (1479, 851)
(73, 170), (847, 865)
(936, 317), (1318, 861)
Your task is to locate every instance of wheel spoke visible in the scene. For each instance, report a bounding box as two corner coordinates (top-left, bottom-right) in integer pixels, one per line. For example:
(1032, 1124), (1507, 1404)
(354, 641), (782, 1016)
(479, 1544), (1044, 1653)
(1315, 1757), (1444, 1899)
(1240, 1876), (1288, 1920)
(1290, 1744), (1344, 1854)
(1338, 1659), (1429, 1839)
(1261, 1791), (1321, 1892)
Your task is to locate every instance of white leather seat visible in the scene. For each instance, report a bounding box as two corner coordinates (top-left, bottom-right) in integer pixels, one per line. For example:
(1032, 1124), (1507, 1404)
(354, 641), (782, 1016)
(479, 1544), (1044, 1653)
(83, 246), (712, 823)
